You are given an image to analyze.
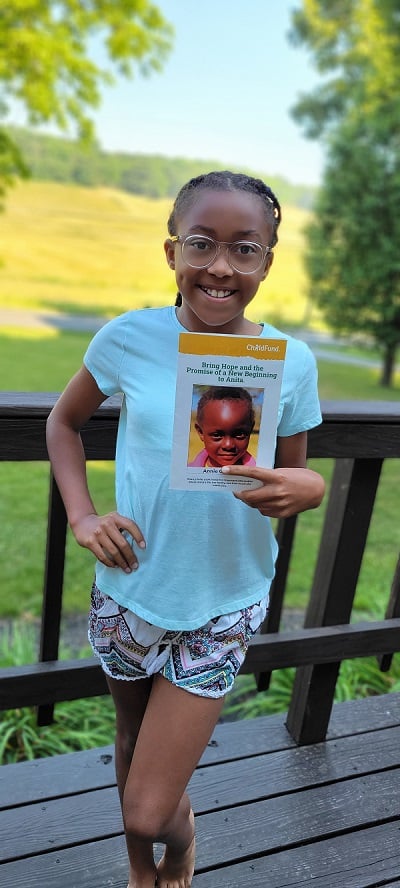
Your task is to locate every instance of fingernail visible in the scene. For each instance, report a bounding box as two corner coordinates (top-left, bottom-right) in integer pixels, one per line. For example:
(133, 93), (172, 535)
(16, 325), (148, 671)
(138, 541), (146, 549)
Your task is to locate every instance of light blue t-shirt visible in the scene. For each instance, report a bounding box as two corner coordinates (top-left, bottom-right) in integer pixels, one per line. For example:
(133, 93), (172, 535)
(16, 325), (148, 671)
(84, 305), (321, 630)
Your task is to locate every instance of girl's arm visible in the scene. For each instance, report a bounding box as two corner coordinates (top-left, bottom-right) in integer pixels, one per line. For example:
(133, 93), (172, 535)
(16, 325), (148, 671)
(46, 365), (145, 573)
(221, 431), (325, 518)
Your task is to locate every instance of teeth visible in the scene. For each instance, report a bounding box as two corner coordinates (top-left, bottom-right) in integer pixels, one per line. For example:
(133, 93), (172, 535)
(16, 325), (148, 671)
(204, 288), (233, 299)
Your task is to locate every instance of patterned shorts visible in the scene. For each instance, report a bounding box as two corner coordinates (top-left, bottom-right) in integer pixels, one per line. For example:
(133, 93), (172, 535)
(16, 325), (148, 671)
(88, 583), (268, 699)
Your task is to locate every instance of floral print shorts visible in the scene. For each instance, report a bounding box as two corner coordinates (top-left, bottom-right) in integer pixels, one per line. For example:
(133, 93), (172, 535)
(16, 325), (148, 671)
(88, 583), (268, 699)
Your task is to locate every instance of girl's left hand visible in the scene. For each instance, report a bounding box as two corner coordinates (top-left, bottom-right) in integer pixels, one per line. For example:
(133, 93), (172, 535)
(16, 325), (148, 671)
(221, 465), (325, 518)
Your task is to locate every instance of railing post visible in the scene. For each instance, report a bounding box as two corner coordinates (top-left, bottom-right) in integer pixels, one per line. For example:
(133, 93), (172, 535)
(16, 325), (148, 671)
(37, 471), (68, 726)
(285, 457), (383, 744)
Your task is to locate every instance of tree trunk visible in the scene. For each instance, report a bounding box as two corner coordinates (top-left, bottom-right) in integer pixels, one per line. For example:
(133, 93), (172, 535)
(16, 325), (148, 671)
(380, 343), (397, 387)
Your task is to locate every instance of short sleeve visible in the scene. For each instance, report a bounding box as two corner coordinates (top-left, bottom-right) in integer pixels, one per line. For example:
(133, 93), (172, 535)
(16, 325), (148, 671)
(83, 315), (127, 397)
(278, 342), (322, 437)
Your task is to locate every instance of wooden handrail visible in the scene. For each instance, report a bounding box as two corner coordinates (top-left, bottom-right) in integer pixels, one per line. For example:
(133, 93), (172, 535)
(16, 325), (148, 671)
(1, 620), (400, 711)
(1, 394), (400, 460)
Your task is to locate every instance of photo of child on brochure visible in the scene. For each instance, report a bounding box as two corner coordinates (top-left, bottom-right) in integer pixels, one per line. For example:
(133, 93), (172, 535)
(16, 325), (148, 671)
(187, 385), (264, 468)
(170, 331), (286, 491)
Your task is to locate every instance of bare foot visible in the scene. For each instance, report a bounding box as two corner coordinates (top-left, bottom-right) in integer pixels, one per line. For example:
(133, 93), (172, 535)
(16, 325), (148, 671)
(127, 864), (157, 888)
(127, 880), (156, 888)
(156, 810), (196, 888)
(127, 878), (156, 888)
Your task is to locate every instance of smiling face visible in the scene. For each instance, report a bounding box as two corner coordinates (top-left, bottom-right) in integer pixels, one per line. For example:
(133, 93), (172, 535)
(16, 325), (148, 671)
(164, 189), (274, 335)
(195, 397), (254, 467)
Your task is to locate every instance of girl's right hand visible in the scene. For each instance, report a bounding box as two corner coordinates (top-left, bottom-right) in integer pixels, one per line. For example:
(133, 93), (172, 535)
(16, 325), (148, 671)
(71, 512), (146, 573)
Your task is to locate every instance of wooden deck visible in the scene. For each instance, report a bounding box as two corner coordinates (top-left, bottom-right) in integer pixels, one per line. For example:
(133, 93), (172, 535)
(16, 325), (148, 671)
(2, 691), (400, 888)
(1, 397), (400, 885)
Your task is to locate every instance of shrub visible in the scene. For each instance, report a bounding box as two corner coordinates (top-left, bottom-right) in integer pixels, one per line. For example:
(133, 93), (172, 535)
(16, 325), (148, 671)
(0, 624), (115, 764)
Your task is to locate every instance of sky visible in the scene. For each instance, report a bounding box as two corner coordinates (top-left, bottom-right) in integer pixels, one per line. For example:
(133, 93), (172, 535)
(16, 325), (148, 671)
(86, 0), (325, 187)
(9, 0), (324, 187)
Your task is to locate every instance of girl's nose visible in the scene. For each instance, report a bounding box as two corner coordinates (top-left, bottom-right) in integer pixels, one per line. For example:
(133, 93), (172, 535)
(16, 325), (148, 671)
(207, 246), (234, 276)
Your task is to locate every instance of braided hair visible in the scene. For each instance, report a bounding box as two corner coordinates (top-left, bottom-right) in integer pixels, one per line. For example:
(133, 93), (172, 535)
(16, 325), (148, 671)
(168, 170), (281, 307)
(168, 170), (281, 245)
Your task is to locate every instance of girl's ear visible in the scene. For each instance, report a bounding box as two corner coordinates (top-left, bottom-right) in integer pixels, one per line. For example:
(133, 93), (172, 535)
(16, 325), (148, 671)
(164, 238), (176, 269)
(194, 422), (205, 442)
(260, 250), (274, 282)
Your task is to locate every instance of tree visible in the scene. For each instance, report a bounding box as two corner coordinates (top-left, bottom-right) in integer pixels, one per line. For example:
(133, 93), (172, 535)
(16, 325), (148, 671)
(290, 0), (400, 385)
(290, 0), (400, 139)
(0, 129), (29, 206)
(305, 119), (400, 386)
(0, 0), (173, 193)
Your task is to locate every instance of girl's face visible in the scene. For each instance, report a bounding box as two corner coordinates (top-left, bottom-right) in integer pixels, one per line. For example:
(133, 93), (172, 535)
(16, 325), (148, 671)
(195, 398), (254, 467)
(164, 189), (274, 335)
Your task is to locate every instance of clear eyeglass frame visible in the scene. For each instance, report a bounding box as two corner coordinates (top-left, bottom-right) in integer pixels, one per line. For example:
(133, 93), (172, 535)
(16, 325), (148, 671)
(170, 234), (271, 274)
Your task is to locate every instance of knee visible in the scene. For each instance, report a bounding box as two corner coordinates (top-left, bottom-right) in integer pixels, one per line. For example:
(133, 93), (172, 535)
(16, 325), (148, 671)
(123, 801), (167, 844)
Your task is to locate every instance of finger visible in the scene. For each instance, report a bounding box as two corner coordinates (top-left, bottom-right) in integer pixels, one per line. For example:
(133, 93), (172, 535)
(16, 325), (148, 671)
(89, 536), (126, 570)
(221, 465), (276, 483)
(234, 484), (277, 506)
(234, 490), (272, 509)
(103, 527), (143, 572)
(88, 531), (123, 569)
(91, 521), (138, 572)
(117, 516), (146, 550)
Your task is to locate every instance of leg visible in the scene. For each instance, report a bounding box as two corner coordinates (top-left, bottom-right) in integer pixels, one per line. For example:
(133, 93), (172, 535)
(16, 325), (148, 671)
(123, 674), (224, 888)
(106, 675), (157, 888)
(106, 674), (153, 803)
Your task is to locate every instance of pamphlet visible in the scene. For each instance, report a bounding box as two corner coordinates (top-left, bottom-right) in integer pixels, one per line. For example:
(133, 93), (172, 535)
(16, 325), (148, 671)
(170, 332), (286, 492)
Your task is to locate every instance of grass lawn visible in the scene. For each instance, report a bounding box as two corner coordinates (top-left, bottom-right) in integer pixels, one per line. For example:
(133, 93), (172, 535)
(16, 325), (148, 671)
(317, 359), (400, 401)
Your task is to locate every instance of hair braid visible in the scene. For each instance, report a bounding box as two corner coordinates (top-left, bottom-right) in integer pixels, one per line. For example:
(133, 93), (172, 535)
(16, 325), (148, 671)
(167, 170), (281, 247)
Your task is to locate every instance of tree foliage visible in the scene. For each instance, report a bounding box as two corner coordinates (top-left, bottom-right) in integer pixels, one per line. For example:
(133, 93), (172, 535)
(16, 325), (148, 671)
(290, 0), (400, 385)
(290, 0), (400, 139)
(0, 0), (173, 189)
(305, 119), (400, 386)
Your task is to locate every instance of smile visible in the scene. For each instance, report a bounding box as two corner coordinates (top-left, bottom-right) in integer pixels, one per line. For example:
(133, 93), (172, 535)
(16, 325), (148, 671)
(200, 286), (236, 299)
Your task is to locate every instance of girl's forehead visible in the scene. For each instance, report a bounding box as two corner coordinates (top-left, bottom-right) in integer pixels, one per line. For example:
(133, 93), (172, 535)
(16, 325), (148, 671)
(203, 398), (251, 419)
(179, 189), (272, 239)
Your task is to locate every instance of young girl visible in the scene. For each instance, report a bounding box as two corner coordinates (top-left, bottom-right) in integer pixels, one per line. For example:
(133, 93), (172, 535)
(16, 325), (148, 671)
(188, 385), (256, 467)
(46, 171), (325, 888)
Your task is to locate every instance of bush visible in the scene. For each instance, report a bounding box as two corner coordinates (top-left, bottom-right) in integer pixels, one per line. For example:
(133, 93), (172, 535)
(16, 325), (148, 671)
(0, 624), (115, 764)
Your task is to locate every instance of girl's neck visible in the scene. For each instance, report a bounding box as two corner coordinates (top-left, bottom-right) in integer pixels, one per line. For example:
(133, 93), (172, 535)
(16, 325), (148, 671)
(175, 306), (262, 337)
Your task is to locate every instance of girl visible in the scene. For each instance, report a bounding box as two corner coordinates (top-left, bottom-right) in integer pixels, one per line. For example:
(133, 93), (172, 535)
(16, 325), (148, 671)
(46, 171), (325, 888)
(188, 385), (257, 467)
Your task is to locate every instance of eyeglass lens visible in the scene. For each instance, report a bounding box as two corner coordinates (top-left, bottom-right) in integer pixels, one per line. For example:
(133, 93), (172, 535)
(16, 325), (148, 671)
(181, 235), (264, 273)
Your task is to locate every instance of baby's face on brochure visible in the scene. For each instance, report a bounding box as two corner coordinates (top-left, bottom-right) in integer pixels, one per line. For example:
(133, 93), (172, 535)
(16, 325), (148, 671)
(195, 398), (254, 466)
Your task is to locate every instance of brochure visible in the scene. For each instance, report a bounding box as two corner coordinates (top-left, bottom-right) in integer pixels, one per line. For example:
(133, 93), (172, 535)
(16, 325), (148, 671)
(170, 332), (286, 492)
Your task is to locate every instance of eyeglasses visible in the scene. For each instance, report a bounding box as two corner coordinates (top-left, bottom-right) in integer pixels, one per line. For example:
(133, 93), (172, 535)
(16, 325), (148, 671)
(170, 234), (271, 274)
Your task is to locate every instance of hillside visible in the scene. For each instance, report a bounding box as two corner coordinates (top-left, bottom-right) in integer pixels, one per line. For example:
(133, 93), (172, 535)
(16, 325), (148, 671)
(0, 180), (311, 326)
(9, 126), (317, 210)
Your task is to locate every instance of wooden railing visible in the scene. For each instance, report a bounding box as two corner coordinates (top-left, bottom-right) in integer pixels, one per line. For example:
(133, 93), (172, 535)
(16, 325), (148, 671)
(0, 393), (399, 744)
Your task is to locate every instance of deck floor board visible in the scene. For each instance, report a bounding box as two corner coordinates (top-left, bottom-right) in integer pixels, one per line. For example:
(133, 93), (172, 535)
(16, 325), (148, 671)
(1, 692), (400, 887)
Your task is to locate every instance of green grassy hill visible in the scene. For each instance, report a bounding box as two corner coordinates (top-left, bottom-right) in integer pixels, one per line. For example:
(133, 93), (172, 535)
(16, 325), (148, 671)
(0, 180), (313, 327)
